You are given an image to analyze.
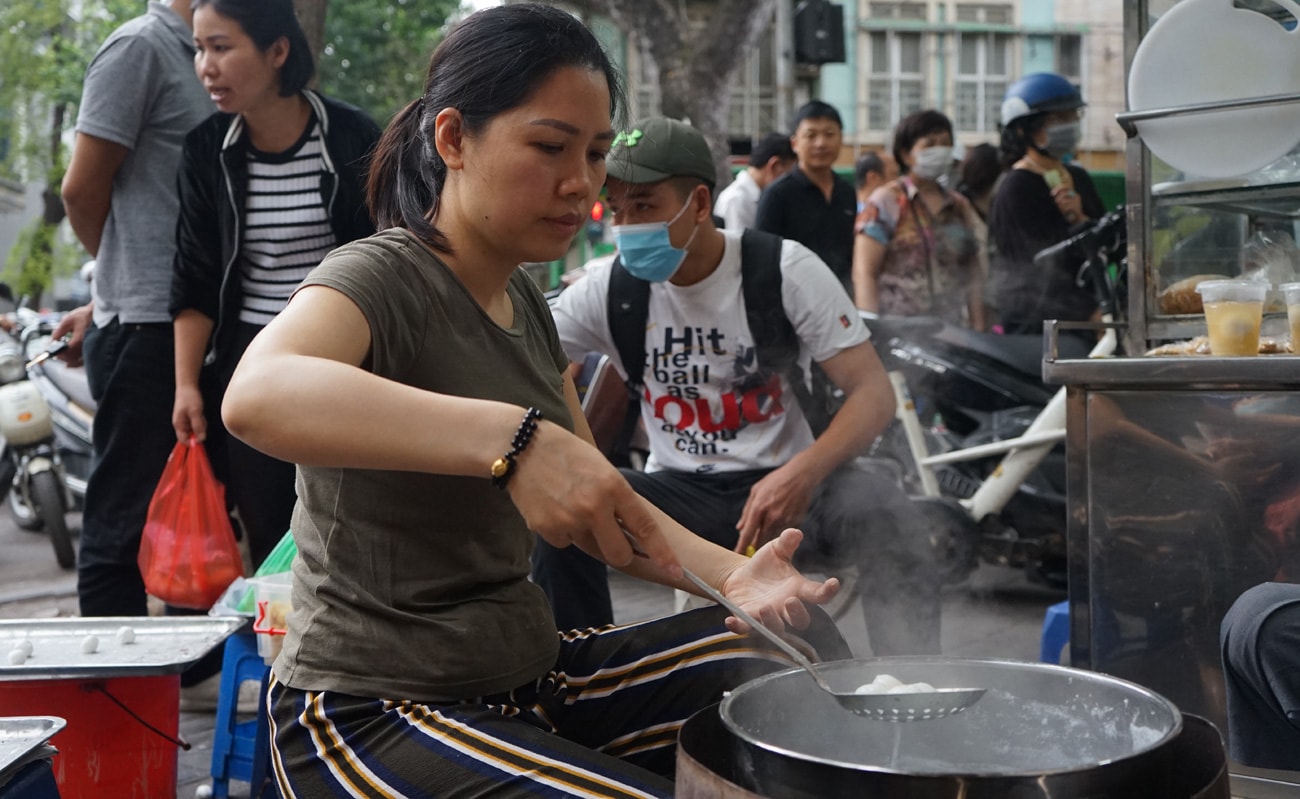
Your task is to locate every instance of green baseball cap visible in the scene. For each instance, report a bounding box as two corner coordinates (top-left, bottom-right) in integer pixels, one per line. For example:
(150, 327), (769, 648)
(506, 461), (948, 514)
(607, 117), (717, 188)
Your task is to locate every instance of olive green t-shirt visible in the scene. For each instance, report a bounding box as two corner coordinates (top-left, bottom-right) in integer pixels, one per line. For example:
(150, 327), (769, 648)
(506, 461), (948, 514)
(274, 228), (573, 701)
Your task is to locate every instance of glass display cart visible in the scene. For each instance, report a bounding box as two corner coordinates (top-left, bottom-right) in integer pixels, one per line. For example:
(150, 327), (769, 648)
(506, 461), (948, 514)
(1043, 1), (1300, 796)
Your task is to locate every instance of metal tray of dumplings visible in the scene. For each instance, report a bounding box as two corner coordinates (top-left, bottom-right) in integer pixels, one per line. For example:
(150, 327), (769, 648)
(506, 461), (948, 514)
(0, 616), (245, 679)
(0, 716), (65, 772)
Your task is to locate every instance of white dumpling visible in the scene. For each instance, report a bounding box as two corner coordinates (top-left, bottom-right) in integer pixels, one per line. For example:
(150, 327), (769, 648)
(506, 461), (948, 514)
(81, 634), (99, 655)
(116, 626), (136, 645)
(7, 648), (25, 665)
(854, 673), (905, 694)
(13, 640), (32, 657)
(886, 681), (937, 694)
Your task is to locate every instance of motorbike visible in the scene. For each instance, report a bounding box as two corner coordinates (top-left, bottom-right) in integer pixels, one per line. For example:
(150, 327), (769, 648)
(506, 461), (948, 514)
(0, 306), (94, 569)
(861, 207), (1129, 587)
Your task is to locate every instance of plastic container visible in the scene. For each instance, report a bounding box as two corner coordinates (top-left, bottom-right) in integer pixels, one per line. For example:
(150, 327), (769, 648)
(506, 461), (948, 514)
(1280, 282), (1300, 350)
(248, 572), (292, 665)
(0, 382), (53, 445)
(1196, 279), (1267, 356)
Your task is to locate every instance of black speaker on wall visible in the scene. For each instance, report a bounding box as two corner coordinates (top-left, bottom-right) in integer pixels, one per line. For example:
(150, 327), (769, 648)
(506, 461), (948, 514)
(794, 1), (846, 65)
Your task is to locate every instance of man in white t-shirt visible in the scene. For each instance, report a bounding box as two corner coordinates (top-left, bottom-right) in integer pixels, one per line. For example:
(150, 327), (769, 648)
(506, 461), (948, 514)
(713, 132), (795, 232)
(535, 117), (941, 656)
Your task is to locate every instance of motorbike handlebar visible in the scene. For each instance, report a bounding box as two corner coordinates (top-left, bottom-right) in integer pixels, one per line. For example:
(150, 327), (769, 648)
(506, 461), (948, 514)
(1032, 206), (1127, 269)
(1032, 206), (1128, 319)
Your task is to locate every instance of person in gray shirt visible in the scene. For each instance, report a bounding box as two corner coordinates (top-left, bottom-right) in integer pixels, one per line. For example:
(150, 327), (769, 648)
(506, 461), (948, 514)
(58, 1), (214, 621)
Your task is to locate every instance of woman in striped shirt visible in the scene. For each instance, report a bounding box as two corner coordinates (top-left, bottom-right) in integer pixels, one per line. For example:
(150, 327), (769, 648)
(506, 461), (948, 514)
(170, 0), (379, 568)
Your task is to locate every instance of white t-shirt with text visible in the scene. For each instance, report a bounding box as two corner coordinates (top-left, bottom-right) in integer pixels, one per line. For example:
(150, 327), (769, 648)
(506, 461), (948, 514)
(552, 230), (869, 473)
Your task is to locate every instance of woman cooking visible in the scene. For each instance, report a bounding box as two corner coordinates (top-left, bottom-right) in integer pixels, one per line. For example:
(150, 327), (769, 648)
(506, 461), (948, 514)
(220, 4), (850, 796)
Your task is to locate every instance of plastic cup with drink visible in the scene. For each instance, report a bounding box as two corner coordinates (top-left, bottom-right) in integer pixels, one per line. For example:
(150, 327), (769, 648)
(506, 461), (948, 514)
(1281, 282), (1300, 352)
(1196, 279), (1267, 356)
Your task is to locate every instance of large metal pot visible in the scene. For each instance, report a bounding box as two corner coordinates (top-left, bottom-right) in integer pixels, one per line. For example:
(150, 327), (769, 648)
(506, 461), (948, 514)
(714, 657), (1206, 798)
(677, 702), (1229, 798)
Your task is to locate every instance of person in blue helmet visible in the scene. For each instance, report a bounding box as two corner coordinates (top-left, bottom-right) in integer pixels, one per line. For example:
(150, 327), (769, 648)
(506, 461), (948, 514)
(988, 73), (1105, 338)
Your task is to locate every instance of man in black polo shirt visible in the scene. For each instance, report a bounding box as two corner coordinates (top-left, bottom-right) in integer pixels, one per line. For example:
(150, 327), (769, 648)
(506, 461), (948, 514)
(755, 100), (857, 292)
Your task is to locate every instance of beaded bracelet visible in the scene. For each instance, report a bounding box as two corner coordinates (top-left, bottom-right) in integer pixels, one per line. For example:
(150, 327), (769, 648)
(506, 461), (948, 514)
(490, 407), (544, 489)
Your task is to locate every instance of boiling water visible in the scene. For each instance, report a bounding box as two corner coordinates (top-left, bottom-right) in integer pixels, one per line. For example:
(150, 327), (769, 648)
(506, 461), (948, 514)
(732, 687), (1175, 774)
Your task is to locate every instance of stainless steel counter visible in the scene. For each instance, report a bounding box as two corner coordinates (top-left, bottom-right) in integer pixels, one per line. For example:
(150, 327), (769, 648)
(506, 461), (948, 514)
(1047, 347), (1300, 797)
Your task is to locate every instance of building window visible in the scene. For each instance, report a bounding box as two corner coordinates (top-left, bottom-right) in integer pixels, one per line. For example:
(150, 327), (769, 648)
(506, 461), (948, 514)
(954, 4), (1013, 25)
(1055, 33), (1083, 83)
(954, 32), (1009, 133)
(866, 2), (927, 21)
(867, 30), (925, 130)
(728, 23), (779, 141)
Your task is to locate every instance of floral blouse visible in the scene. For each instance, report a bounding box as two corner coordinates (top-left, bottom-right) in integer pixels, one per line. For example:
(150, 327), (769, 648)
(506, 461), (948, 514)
(859, 177), (986, 326)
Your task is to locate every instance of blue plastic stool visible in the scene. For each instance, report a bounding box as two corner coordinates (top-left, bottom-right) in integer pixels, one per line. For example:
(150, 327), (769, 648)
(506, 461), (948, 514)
(210, 630), (276, 798)
(1040, 600), (1070, 664)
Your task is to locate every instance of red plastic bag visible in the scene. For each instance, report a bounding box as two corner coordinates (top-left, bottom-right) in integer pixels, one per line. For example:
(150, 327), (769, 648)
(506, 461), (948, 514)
(138, 438), (244, 609)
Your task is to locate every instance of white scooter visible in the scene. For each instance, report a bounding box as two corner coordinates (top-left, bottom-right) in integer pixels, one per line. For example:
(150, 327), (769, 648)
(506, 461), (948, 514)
(866, 208), (1128, 586)
(0, 311), (75, 569)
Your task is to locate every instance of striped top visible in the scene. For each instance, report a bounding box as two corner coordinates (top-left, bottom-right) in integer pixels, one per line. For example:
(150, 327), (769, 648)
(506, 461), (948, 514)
(238, 118), (337, 325)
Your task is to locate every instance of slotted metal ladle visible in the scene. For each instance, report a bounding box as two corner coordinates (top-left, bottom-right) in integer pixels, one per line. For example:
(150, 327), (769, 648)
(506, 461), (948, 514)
(623, 530), (985, 721)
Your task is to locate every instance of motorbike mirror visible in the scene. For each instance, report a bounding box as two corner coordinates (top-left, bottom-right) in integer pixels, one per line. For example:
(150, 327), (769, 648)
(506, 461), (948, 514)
(0, 283), (13, 305)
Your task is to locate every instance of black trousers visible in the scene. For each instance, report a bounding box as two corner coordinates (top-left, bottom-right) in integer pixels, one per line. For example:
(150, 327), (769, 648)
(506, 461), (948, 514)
(1221, 581), (1300, 770)
(206, 321), (297, 568)
(78, 319), (177, 617)
(532, 463), (942, 656)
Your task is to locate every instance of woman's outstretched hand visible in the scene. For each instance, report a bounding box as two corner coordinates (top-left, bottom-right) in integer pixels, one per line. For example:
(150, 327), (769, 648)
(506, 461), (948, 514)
(718, 528), (840, 636)
(506, 420), (681, 579)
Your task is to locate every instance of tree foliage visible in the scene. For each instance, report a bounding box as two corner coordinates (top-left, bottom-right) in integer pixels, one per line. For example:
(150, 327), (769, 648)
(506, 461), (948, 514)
(0, 0), (136, 183)
(0, 0), (137, 293)
(563, 0), (776, 189)
(317, 0), (463, 127)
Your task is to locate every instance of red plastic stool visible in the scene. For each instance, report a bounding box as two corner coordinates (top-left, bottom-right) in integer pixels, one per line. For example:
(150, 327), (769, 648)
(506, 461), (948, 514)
(209, 631), (276, 798)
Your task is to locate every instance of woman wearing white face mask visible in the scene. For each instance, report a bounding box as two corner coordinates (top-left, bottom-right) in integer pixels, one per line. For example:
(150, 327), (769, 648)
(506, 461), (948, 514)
(852, 109), (985, 329)
(988, 73), (1105, 337)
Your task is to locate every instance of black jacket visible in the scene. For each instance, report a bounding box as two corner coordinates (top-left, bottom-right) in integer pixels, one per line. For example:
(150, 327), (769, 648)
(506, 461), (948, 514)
(989, 164), (1105, 333)
(171, 90), (380, 364)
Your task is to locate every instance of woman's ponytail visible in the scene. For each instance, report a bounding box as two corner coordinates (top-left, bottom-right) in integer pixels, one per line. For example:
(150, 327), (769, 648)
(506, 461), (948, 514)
(366, 98), (449, 252)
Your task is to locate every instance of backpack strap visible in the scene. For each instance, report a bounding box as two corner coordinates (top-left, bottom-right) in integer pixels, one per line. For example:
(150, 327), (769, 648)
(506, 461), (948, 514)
(738, 230), (829, 435)
(605, 256), (651, 465)
(739, 229), (795, 371)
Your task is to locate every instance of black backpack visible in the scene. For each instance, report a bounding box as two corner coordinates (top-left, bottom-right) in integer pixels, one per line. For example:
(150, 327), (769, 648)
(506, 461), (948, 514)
(605, 229), (833, 464)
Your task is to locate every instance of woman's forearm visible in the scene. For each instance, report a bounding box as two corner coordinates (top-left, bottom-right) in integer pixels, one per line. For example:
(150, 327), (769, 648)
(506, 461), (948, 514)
(852, 236), (885, 311)
(173, 309), (215, 390)
(222, 346), (526, 476)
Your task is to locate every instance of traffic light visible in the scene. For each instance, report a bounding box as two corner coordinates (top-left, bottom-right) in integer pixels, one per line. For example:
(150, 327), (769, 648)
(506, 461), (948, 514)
(794, 0), (846, 65)
(587, 200), (605, 244)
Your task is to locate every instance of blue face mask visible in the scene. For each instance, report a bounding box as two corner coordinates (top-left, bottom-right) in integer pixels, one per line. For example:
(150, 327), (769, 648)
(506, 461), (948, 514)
(612, 197), (698, 283)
